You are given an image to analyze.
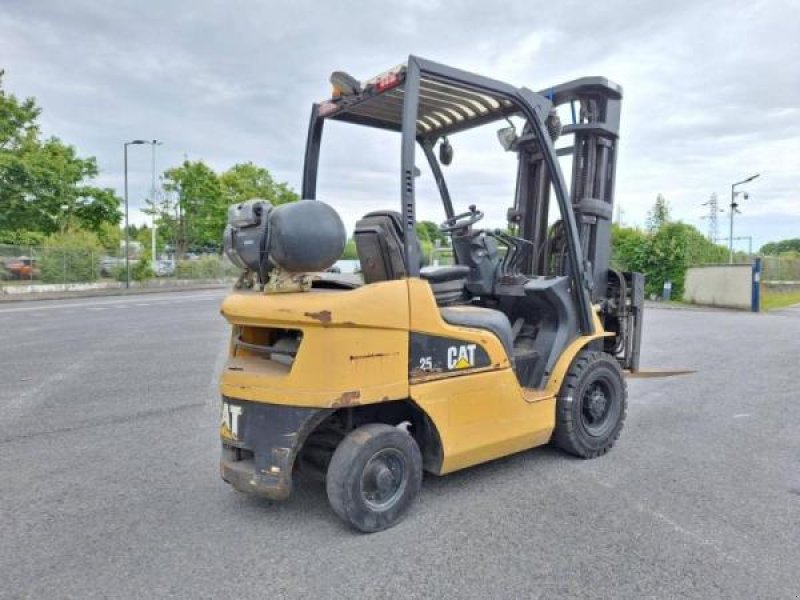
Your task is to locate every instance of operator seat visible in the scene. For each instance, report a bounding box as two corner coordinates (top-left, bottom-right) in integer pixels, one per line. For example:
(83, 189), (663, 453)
(355, 210), (470, 304)
(420, 265), (469, 306)
(354, 211), (513, 362)
(354, 210), (419, 283)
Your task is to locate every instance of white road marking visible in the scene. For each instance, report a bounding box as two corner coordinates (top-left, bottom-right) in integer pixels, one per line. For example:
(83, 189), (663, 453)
(733, 413), (751, 418)
(0, 292), (223, 314)
(2, 352), (97, 420)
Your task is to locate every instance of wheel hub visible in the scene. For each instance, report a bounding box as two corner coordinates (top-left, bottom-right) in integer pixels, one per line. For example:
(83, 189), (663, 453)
(587, 388), (608, 421)
(580, 378), (616, 438)
(374, 465), (395, 493)
(360, 448), (407, 510)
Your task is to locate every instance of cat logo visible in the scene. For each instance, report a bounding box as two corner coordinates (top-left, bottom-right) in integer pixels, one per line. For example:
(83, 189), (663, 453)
(447, 344), (477, 370)
(221, 401), (243, 438)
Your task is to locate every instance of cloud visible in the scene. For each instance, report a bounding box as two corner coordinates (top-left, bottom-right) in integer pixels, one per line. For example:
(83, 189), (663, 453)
(1, 0), (798, 250)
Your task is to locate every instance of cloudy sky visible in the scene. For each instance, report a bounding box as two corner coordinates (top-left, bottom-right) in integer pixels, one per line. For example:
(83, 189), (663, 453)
(2, 0), (798, 250)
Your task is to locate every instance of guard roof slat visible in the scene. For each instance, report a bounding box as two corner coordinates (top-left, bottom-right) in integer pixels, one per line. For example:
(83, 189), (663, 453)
(420, 79), (503, 112)
(346, 101), (403, 123)
(384, 89), (474, 120)
(327, 72), (519, 136)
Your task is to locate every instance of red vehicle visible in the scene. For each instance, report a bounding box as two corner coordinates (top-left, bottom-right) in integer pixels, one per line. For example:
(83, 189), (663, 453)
(3, 257), (39, 280)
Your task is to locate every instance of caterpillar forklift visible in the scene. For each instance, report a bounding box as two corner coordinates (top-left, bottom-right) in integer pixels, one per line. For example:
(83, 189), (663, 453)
(219, 56), (644, 532)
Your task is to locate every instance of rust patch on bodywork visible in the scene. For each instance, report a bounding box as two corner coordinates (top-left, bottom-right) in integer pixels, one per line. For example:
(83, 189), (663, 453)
(409, 367), (443, 379)
(349, 352), (400, 361)
(304, 310), (332, 324)
(331, 390), (361, 407)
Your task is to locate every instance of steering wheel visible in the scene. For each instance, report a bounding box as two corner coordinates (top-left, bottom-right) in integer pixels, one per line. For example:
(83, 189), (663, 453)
(439, 205), (484, 233)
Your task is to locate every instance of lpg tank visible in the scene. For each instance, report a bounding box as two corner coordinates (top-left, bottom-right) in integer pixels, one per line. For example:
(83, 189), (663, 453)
(268, 200), (346, 273)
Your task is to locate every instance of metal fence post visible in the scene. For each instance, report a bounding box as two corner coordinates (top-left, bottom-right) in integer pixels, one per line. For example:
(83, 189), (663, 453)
(751, 257), (761, 313)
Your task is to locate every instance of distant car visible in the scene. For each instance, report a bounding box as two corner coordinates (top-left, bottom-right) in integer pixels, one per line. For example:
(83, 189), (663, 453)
(100, 256), (123, 277)
(154, 259), (175, 277)
(3, 257), (39, 280)
(100, 256), (146, 277)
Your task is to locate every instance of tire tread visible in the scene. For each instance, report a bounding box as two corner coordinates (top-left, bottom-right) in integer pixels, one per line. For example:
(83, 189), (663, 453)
(326, 423), (422, 532)
(552, 350), (627, 458)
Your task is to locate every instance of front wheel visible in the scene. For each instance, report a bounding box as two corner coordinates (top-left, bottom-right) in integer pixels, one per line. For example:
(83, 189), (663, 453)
(552, 350), (627, 458)
(326, 423), (422, 532)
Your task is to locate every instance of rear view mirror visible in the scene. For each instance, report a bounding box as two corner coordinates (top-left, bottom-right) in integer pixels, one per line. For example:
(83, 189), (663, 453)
(497, 126), (517, 151)
(439, 137), (453, 166)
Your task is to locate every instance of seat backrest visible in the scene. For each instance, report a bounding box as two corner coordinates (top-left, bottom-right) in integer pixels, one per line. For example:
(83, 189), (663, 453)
(354, 210), (417, 284)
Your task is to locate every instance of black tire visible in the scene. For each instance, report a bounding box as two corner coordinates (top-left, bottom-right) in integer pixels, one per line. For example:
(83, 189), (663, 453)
(552, 350), (627, 458)
(326, 423), (422, 533)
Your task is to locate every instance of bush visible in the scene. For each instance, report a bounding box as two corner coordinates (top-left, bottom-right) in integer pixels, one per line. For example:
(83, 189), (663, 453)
(640, 223), (690, 298)
(612, 222), (730, 299)
(175, 255), (228, 279)
(112, 257), (153, 282)
(341, 238), (358, 260)
(611, 224), (648, 272)
(419, 239), (433, 266)
(39, 230), (103, 283)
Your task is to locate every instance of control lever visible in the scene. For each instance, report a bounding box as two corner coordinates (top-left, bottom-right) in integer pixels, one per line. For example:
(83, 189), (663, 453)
(492, 230), (533, 277)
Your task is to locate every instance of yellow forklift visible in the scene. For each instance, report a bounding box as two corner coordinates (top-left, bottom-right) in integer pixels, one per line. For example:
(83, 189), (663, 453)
(219, 56), (644, 532)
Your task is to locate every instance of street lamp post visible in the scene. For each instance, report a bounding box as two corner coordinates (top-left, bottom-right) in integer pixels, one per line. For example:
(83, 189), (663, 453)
(124, 140), (147, 288)
(149, 140), (163, 267)
(729, 173), (760, 263)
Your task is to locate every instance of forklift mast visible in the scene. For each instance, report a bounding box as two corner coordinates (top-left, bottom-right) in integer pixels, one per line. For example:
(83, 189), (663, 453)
(509, 78), (618, 298)
(508, 78), (642, 370)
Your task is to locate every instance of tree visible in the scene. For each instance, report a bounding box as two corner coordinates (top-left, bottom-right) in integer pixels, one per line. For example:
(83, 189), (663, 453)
(142, 192), (179, 254)
(159, 160), (299, 256)
(341, 237), (358, 260)
(96, 222), (122, 253)
(646, 194), (671, 232)
(415, 220), (446, 246)
(162, 160), (223, 253)
(219, 162), (299, 207)
(0, 71), (122, 238)
(0, 229), (46, 246)
(760, 238), (800, 255)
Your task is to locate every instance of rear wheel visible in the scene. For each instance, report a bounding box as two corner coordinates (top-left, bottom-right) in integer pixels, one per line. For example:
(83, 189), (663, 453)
(552, 350), (627, 458)
(326, 423), (422, 532)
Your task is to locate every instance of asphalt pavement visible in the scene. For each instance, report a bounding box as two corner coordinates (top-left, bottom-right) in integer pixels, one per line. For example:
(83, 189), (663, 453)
(1, 291), (798, 599)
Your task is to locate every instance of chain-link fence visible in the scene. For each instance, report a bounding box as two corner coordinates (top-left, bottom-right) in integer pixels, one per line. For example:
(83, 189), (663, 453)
(0, 244), (238, 288)
(761, 256), (800, 282)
